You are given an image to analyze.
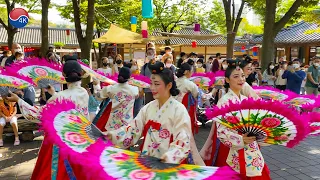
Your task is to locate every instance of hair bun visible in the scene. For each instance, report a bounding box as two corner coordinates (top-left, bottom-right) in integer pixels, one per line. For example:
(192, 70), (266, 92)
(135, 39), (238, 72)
(148, 61), (165, 74)
(227, 59), (240, 68)
(170, 81), (180, 96)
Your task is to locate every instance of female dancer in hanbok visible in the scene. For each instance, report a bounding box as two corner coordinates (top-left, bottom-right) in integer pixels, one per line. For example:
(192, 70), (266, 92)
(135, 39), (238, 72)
(107, 61), (192, 164)
(7, 60), (89, 180)
(95, 67), (139, 132)
(239, 58), (260, 99)
(200, 60), (270, 179)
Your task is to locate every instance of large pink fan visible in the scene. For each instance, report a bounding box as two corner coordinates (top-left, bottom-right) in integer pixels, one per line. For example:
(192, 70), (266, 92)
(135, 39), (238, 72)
(0, 70), (36, 95)
(5, 58), (65, 88)
(213, 70), (225, 86)
(252, 86), (296, 101)
(206, 98), (310, 148)
(285, 95), (320, 111)
(40, 99), (240, 180)
(108, 73), (151, 88)
(190, 72), (215, 90)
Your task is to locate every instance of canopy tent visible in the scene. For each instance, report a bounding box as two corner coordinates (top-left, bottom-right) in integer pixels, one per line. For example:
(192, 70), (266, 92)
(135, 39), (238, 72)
(156, 32), (222, 40)
(92, 24), (173, 44)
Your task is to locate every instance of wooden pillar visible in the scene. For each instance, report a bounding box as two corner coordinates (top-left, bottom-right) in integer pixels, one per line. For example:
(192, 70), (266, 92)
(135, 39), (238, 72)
(285, 46), (291, 61)
(305, 46), (310, 65)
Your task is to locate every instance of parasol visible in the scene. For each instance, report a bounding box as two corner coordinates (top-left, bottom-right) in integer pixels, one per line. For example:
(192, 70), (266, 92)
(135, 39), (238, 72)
(206, 98), (310, 148)
(0, 74), (35, 96)
(5, 58), (66, 88)
(78, 61), (117, 85)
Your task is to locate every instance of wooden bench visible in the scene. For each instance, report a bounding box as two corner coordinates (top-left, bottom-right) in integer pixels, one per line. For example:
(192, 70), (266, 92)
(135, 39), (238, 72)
(3, 116), (39, 141)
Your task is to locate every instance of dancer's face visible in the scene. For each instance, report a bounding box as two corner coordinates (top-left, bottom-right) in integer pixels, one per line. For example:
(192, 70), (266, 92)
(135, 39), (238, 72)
(242, 63), (252, 78)
(150, 74), (171, 100)
(226, 68), (245, 92)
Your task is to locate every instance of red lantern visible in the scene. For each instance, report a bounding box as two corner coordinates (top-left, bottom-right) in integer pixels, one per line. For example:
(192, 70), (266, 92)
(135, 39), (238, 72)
(192, 41), (197, 48)
(66, 29), (71, 41)
(252, 46), (258, 52)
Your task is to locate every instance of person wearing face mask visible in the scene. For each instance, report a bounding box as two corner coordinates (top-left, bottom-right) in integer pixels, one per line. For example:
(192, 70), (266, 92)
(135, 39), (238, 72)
(130, 59), (140, 75)
(164, 56), (176, 74)
(140, 47), (156, 104)
(161, 46), (173, 62)
(282, 59), (306, 94)
(112, 54), (124, 75)
(221, 60), (228, 71)
(211, 53), (221, 73)
(205, 57), (213, 73)
(14, 51), (24, 62)
(195, 59), (205, 73)
(262, 62), (276, 87)
(5, 43), (22, 66)
(97, 57), (112, 76)
(305, 56), (320, 96)
(275, 61), (287, 90)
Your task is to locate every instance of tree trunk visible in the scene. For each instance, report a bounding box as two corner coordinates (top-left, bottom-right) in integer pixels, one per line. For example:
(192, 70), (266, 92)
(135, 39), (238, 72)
(5, 1), (16, 50)
(7, 30), (15, 50)
(226, 33), (235, 58)
(40, 0), (50, 58)
(261, 0), (277, 70)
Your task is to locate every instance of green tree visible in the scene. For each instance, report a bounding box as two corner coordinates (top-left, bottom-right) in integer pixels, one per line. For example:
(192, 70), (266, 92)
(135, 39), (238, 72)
(0, 0), (42, 49)
(237, 18), (263, 36)
(40, 0), (51, 58)
(247, 0), (319, 69)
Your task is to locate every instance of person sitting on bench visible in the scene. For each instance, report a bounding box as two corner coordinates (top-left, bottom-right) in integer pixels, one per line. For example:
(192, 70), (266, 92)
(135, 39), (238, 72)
(0, 95), (19, 146)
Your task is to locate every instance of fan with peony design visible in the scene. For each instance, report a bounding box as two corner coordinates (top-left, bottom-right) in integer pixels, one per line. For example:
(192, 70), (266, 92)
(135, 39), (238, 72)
(40, 98), (240, 180)
(252, 86), (296, 101)
(285, 96), (320, 112)
(189, 72), (215, 90)
(78, 61), (117, 85)
(206, 98), (310, 148)
(5, 58), (66, 88)
(0, 73), (36, 96)
(213, 70), (225, 87)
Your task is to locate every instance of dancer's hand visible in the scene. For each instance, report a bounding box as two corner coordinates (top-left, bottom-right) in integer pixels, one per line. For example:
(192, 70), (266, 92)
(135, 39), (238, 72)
(243, 133), (256, 144)
(47, 85), (55, 95)
(6, 91), (20, 102)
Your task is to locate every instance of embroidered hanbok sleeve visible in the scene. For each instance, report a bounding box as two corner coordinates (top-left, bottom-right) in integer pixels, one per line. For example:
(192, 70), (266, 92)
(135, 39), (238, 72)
(216, 123), (244, 150)
(241, 82), (260, 100)
(99, 86), (111, 99)
(107, 106), (146, 148)
(161, 107), (191, 164)
(17, 98), (40, 123)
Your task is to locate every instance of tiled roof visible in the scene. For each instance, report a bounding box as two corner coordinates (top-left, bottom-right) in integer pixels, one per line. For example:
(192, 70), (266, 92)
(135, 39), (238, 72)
(151, 27), (246, 46)
(0, 26), (104, 46)
(250, 21), (320, 44)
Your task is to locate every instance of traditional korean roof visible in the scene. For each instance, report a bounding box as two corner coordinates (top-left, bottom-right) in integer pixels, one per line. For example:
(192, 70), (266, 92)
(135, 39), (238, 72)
(151, 27), (246, 46)
(250, 21), (320, 45)
(0, 25), (104, 47)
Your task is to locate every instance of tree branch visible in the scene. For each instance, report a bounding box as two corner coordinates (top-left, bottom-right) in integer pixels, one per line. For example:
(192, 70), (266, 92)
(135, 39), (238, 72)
(233, 0), (245, 33)
(231, 0), (235, 25)
(0, 18), (8, 30)
(274, 0), (304, 33)
(85, 0), (95, 41)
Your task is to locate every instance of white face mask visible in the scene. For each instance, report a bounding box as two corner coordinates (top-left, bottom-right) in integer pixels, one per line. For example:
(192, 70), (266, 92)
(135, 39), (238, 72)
(197, 64), (203, 68)
(166, 63), (172, 68)
(192, 58), (199, 62)
(269, 65), (275, 69)
(222, 64), (228, 70)
(108, 59), (113, 63)
(218, 59), (223, 64)
(147, 55), (154, 60)
(14, 49), (21, 53)
(292, 64), (300, 69)
(314, 63), (319, 67)
(131, 66), (138, 70)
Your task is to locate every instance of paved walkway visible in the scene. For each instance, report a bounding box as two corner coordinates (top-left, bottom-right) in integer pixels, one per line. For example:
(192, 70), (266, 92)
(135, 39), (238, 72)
(1, 124), (320, 179)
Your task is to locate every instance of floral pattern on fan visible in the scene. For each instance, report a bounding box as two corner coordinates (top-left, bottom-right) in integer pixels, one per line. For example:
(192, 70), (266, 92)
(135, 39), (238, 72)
(17, 65), (65, 88)
(215, 110), (296, 145)
(78, 61), (117, 85)
(127, 79), (150, 88)
(54, 110), (95, 153)
(189, 76), (211, 90)
(0, 74), (35, 95)
(100, 146), (220, 180)
(254, 89), (288, 101)
(286, 97), (315, 107)
(309, 122), (320, 135)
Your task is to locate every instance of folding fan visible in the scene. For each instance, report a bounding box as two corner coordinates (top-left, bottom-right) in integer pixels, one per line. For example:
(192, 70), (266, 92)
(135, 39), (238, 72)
(39, 98), (111, 162)
(213, 71), (225, 86)
(107, 73), (151, 88)
(41, 99), (240, 180)
(0, 74), (35, 96)
(306, 112), (320, 135)
(78, 61), (117, 85)
(190, 72), (215, 90)
(252, 86), (295, 101)
(285, 96), (320, 111)
(5, 58), (66, 88)
(206, 98), (310, 148)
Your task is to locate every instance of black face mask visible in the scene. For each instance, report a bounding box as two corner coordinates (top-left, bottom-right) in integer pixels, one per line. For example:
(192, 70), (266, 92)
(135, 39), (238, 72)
(116, 60), (122, 64)
(103, 63), (109, 66)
